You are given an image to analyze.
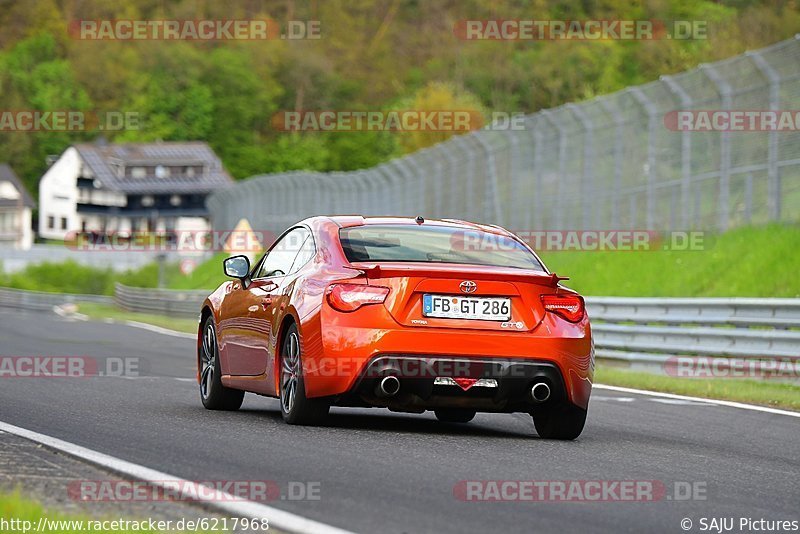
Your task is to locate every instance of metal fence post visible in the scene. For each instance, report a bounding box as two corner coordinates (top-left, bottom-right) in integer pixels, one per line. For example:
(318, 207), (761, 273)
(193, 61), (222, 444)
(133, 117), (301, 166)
(540, 110), (566, 229)
(455, 135), (478, 221)
(700, 63), (733, 231)
(747, 50), (782, 221)
(661, 75), (694, 229)
(441, 142), (458, 218)
(529, 115), (543, 231)
(405, 155), (427, 217)
(599, 98), (624, 229)
(568, 103), (595, 229)
(471, 133), (503, 224)
(629, 87), (658, 231)
(504, 128), (521, 230)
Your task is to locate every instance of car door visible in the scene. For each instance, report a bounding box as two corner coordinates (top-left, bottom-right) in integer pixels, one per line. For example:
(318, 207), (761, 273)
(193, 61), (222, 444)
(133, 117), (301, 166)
(221, 228), (308, 377)
(264, 230), (316, 385)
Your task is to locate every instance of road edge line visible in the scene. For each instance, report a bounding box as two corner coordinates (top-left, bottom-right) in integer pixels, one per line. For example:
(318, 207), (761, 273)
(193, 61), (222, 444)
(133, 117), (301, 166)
(123, 320), (195, 339)
(594, 383), (800, 418)
(0, 420), (356, 534)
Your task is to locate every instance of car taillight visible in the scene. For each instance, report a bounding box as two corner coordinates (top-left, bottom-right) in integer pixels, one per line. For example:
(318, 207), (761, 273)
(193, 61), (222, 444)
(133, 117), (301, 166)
(327, 283), (390, 312)
(541, 294), (585, 322)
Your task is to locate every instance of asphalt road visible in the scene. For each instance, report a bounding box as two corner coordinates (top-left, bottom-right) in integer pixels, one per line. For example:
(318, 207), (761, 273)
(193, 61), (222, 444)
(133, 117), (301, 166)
(0, 308), (798, 534)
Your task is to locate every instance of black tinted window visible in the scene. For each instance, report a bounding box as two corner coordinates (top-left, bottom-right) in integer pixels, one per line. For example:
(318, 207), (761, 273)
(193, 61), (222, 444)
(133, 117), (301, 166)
(339, 225), (544, 270)
(256, 227), (310, 278)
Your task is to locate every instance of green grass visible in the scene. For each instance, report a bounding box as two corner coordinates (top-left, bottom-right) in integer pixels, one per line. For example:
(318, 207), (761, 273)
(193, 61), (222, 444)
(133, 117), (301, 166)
(0, 254), (229, 295)
(541, 223), (800, 297)
(0, 260), (166, 295)
(0, 491), (219, 533)
(77, 302), (199, 334)
(166, 253), (228, 290)
(596, 365), (800, 411)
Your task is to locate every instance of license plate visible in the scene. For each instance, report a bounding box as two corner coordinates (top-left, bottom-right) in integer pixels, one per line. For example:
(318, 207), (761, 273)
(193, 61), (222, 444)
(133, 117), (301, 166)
(422, 294), (511, 321)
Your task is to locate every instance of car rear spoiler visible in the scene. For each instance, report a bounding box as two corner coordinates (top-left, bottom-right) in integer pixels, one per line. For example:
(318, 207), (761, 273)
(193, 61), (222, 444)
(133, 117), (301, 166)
(346, 263), (569, 288)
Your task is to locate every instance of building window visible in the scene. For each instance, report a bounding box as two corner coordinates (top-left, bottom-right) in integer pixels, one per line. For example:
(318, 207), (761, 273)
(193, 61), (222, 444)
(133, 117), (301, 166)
(60, 217), (68, 230)
(170, 195), (182, 206)
(130, 167), (146, 179)
(47, 216), (55, 229)
(141, 195), (154, 207)
(155, 165), (170, 179)
(186, 167), (195, 178)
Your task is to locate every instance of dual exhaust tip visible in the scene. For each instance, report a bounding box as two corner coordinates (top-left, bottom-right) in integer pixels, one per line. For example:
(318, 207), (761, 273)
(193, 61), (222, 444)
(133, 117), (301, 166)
(377, 375), (401, 397)
(530, 382), (551, 403)
(376, 375), (550, 402)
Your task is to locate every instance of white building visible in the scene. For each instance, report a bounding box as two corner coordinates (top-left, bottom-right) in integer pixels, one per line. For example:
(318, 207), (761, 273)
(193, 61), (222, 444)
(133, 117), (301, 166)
(0, 164), (34, 250)
(38, 141), (233, 240)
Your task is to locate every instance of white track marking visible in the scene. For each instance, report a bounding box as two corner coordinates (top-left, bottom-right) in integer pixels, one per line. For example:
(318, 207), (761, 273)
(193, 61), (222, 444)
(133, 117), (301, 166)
(591, 396), (635, 402)
(0, 421), (356, 534)
(648, 398), (717, 406)
(122, 320), (195, 339)
(595, 384), (800, 418)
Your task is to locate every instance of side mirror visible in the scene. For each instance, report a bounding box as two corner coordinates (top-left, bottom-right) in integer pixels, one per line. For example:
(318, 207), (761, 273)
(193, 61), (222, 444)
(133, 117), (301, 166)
(223, 255), (251, 285)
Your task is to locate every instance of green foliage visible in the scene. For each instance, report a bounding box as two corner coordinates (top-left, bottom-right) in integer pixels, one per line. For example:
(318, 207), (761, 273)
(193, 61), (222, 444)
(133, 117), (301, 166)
(166, 253), (228, 290)
(0, 259), (163, 295)
(1, 1), (799, 194)
(0, 490), (221, 533)
(542, 224), (800, 297)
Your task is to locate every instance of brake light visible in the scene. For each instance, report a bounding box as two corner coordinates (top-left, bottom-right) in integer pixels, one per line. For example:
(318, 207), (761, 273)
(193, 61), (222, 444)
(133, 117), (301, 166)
(327, 283), (390, 312)
(541, 294), (585, 322)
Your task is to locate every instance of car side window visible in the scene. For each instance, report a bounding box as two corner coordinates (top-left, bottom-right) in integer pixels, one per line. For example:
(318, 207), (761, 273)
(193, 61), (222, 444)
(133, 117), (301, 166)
(288, 234), (316, 274)
(255, 228), (309, 279)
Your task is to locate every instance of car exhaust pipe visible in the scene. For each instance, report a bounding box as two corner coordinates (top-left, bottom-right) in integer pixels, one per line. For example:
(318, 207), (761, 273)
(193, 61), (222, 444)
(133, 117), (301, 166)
(530, 382), (551, 403)
(377, 375), (400, 397)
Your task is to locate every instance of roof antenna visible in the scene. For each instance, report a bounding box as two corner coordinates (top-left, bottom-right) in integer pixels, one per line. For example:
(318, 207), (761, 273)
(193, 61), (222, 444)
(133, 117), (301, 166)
(415, 216), (424, 225)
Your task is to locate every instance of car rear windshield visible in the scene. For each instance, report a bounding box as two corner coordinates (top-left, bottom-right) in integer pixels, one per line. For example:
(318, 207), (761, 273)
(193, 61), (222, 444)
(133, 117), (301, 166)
(339, 224), (545, 271)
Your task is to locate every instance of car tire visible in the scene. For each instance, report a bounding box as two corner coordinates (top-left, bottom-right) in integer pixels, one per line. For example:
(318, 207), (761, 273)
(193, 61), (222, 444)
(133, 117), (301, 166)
(434, 409), (476, 423)
(280, 324), (330, 425)
(532, 403), (587, 440)
(199, 317), (245, 411)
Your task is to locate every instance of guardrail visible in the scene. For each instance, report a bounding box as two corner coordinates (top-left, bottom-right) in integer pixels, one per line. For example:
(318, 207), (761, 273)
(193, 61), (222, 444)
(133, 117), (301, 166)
(0, 286), (112, 311)
(585, 297), (800, 369)
(113, 283), (207, 318)
(3, 286), (798, 376)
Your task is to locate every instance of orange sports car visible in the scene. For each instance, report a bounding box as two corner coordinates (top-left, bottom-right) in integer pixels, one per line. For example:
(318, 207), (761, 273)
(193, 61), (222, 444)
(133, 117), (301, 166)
(197, 216), (593, 439)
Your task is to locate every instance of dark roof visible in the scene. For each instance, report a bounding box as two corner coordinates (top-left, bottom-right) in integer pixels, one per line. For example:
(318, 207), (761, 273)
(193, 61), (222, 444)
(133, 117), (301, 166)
(72, 142), (233, 194)
(0, 164), (35, 209)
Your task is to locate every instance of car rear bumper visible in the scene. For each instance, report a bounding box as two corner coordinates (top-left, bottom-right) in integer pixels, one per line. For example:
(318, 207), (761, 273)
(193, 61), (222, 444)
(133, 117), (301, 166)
(301, 305), (593, 411)
(337, 355), (573, 413)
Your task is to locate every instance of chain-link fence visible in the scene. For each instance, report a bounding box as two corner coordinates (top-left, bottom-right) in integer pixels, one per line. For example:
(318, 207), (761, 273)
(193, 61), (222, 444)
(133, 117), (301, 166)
(209, 36), (800, 236)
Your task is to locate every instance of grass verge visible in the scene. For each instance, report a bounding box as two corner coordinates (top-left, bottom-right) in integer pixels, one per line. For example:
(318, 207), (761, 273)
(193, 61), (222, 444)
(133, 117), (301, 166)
(0, 491), (219, 533)
(77, 302), (198, 335)
(595, 365), (800, 411)
(540, 223), (800, 297)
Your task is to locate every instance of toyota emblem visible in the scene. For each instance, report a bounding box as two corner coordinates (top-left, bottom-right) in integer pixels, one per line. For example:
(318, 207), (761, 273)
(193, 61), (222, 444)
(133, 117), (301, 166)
(459, 280), (477, 294)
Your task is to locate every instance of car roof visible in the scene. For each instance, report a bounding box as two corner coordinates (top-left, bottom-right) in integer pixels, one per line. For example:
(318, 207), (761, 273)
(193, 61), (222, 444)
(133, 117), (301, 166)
(312, 215), (514, 237)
